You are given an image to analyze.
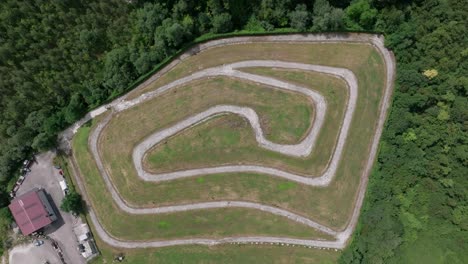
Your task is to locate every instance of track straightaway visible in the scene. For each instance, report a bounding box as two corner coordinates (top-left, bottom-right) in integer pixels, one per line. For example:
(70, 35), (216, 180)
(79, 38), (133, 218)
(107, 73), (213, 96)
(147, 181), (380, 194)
(62, 33), (395, 250)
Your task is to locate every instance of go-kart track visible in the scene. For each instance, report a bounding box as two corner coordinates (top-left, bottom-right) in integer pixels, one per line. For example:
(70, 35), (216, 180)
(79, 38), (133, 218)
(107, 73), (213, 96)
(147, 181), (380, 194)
(61, 33), (395, 250)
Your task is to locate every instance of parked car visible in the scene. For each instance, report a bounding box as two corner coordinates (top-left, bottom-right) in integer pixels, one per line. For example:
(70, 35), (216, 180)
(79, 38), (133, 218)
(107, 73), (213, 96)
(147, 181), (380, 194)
(23, 159), (32, 168)
(17, 176), (25, 184)
(33, 240), (44, 246)
(77, 244), (85, 252)
(59, 180), (69, 195)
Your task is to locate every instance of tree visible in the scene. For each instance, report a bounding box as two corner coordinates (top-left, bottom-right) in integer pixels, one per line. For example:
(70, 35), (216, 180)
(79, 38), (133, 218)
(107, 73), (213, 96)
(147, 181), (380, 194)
(165, 20), (186, 47)
(197, 12), (211, 33)
(244, 15), (267, 32)
(31, 132), (55, 151)
(103, 46), (136, 94)
(344, 0), (377, 30)
(311, 0), (344, 31)
(0, 207), (12, 256)
(63, 93), (87, 124)
(341, 0), (468, 262)
(257, 0), (292, 29)
(60, 191), (84, 214)
(131, 2), (168, 47)
(289, 4), (309, 32)
(211, 13), (232, 33)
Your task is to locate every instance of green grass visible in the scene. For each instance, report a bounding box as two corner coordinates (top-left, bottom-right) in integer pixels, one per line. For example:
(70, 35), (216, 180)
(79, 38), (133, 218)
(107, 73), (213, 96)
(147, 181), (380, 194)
(73, 121), (332, 241)
(101, 71), (355, 227)
(106, 70), (346, 183)
(71, 42), (387, 248)
(140, 76), (313, 144)
(53, 154), (77, 193)
(277, 182), (297, 191)
(80, 43), (386, 230)
(196, 177), (205, 183)
(142, 67), (355, 175)
(127, 42), (377, 99)
(90, 231), (340, 264)
(91, 244), (339, 264)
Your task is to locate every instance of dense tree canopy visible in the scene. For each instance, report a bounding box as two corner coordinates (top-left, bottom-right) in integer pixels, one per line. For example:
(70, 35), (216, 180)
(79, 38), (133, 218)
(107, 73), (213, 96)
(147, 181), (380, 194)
(0, 0), (344, 191)
(60, 191), (84, 214)
(340, 0), (468, 263)
(0, 0), (466, 262)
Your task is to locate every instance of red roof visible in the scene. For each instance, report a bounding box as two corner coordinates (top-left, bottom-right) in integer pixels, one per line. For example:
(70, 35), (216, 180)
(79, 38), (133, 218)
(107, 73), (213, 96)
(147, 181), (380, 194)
(8, 189), (53, 235)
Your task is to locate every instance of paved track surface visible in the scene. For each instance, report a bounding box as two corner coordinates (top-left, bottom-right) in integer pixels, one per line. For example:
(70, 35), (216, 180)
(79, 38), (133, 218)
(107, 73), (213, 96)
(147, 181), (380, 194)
(62, 33), (395, 250)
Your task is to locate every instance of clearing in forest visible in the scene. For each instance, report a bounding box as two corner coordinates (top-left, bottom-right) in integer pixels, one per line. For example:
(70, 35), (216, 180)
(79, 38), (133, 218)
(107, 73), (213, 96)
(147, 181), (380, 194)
(67, 34), (394, 259)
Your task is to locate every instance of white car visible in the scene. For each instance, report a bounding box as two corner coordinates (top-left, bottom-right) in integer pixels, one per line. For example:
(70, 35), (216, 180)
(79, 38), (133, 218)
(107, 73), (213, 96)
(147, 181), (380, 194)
(59, 180), (69, 195)
(33, 240), (44, 246)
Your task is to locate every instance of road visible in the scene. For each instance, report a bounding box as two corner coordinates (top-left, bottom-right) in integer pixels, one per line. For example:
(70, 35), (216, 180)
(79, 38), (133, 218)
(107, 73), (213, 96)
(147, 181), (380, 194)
(16, 152), (86, 264)
(63, 33), (395, 250)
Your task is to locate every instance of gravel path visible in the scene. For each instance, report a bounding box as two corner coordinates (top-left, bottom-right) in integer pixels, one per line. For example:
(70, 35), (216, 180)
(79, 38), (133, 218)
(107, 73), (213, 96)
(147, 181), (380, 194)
(63, 33), (395, 250)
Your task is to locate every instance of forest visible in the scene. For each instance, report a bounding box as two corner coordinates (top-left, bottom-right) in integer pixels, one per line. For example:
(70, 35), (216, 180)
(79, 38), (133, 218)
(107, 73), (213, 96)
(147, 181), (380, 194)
(0, 0), (466, 262)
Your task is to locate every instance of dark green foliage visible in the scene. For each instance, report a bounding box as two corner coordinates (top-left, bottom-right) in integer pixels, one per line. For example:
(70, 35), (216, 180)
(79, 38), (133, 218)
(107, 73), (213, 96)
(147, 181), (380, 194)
(312, 0), (344, 31)
(0, 208), (12, 226)
(344, 0), (378, 30)
(0, 0), (130, 182)
(249, 0), (294, 31)
(60, 191), (84, 214)
(289, 4), (310, 32)
(0, 207), (12, 255)
(211, 13), (233, 33)
(103, 46), (137, 94)
(340, 0), (468, 263)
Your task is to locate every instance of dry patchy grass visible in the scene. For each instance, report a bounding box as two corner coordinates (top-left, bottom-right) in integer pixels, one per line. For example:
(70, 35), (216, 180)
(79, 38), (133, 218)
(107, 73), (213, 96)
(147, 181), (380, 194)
(74, 121), (332, 241)
(73, 42), (386, 234)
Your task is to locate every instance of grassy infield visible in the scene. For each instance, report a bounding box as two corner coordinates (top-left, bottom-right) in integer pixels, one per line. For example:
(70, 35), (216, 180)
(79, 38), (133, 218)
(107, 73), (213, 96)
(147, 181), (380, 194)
(71, 42), (385, 263)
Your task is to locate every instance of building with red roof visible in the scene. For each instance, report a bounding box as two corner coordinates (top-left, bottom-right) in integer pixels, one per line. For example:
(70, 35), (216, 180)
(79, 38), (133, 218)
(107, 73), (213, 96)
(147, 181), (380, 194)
(8, 188), (57, 236)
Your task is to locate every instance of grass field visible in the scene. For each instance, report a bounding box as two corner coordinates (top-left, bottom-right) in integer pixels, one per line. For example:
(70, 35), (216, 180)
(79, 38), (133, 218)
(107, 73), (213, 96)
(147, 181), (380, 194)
(89, 231), (340, 264)
(74, 121), (333, 240)
(144, 68), (348, 174)
(71, 41), (387, 256)
(93, 43), (384, 228)
(126, 43), (376, 99)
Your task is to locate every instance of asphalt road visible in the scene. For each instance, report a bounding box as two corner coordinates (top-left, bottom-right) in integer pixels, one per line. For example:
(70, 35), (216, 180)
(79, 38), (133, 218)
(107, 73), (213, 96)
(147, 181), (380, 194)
(16, 152), (86, 264)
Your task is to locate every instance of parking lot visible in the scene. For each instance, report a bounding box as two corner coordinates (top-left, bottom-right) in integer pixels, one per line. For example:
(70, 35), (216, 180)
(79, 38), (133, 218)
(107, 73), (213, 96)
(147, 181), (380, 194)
(13, 151), (86, 264)
(9, 241), (60, 264)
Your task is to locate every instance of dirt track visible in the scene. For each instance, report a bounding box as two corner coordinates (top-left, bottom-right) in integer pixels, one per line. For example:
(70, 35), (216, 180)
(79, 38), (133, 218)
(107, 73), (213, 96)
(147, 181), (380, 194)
(63, 33), (395, 250)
